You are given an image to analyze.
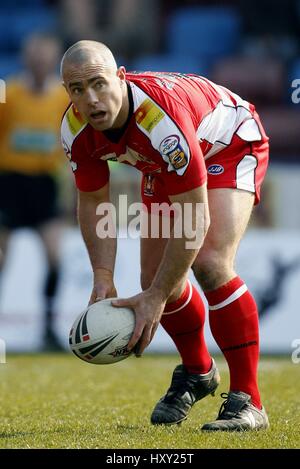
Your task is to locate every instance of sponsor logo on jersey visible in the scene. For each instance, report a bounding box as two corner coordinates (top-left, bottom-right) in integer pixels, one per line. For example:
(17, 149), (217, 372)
(99, 152), (118, 162)
(135, 98), (165, 133)
(98, 147), (154, 166)
(159, 135), (188, 170)
(207, 164), (224, 175)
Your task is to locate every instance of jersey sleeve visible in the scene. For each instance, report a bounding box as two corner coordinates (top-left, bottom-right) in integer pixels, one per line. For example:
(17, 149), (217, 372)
(66, 136), (110, 192)
(156, 115), (206, 196)
(61, 106), (109, 192)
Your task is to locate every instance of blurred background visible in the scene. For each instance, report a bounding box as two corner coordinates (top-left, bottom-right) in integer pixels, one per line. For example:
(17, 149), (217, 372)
(0, 0), (299, 355)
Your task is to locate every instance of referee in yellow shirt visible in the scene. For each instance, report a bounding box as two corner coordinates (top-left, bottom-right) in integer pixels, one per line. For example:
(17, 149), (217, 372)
(0, 33), (70, 350)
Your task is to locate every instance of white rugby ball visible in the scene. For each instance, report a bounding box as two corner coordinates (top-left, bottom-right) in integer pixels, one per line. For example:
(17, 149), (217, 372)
(69, 298), (135, 364)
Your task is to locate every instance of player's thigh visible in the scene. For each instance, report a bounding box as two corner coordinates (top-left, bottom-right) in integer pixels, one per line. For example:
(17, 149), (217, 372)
(198, 188), (255, 262)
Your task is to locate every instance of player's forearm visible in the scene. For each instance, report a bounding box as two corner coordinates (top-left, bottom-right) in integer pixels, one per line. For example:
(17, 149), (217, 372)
(78, 195), (117, 275)
(150, 188), (209, 300)
(150, 234), (203, 301)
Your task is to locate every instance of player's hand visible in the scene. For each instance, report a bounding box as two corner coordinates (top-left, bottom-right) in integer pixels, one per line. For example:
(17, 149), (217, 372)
(89, 268), (117, 305)
(111, 288), (167, 356)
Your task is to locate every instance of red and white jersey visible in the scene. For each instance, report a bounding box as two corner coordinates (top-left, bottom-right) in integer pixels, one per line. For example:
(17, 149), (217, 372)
(61, 72), (264, 195)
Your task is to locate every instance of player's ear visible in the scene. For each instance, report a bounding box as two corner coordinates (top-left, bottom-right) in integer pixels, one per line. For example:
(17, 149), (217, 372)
(117, 66), (126, 82)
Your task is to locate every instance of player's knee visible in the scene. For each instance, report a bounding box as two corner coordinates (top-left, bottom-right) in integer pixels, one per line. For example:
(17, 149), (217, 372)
(192, 250), (227, 291)
(193, 249), (220, 276)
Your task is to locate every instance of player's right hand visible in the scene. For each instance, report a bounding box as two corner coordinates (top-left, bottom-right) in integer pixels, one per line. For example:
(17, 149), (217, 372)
(88, 268), (117, 305)
(111, 288), (167, 356)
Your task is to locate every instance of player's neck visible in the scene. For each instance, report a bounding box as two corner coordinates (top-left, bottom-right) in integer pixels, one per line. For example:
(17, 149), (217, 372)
(104, 84), (133, 142)
(112, 83), (131, 129)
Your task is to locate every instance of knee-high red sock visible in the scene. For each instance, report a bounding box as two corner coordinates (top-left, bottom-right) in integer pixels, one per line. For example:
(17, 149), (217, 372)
(160, 280), (212, 374)
(205, 276), (261, 409)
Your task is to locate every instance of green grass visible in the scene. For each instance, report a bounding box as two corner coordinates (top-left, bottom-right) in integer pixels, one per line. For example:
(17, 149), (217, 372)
(0, 354), (299, 449)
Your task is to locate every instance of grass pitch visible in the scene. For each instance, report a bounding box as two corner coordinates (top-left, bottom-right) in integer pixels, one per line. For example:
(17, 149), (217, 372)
(0, 353), (299, 449)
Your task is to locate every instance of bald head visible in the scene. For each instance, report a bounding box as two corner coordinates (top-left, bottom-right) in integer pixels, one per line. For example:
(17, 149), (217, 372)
(60, 40), (117, 78)
(61, 40), (129, 132)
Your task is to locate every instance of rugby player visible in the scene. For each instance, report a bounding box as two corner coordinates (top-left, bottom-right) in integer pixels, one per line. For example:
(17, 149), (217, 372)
(60, 40), (269, 431)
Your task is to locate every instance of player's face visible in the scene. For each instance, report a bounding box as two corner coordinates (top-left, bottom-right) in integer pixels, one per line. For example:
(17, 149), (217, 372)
(64, 63), (127, 131)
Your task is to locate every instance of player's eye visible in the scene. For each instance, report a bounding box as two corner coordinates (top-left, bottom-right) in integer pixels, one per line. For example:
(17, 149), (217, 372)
(94, 81), (104, 89)
(71, 87), (83, 95)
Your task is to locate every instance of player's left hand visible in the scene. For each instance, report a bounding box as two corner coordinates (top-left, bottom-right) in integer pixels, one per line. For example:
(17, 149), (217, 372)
(111, 289), (167, 356)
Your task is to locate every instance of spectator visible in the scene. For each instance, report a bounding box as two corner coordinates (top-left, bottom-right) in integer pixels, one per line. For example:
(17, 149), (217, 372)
(59, 0), (160, 63)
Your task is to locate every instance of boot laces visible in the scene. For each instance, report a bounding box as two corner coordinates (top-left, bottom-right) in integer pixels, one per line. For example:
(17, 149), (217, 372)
(217, 392), (249, 420)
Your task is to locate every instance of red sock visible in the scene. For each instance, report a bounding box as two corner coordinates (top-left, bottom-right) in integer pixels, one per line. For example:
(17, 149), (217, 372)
(205, 276), (261, 409)
(161, 280), (212, 374)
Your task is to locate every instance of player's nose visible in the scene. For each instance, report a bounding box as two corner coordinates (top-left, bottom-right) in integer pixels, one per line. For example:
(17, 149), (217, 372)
(86, 87), (99, 105)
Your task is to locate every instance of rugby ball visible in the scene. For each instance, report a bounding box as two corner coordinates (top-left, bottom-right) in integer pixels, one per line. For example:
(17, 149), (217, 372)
(69, 298), (135, 364)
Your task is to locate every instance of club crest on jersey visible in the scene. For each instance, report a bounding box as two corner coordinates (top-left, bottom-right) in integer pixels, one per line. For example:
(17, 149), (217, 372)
(159, 135), (188, 171)
(143, 173), (155, 196)
(207, 164), (224, 175)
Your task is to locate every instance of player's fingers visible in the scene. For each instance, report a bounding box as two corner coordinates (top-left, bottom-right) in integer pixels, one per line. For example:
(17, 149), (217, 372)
(111, 298), (133, 308)
(127, 322), (145, 351)
(135, 327), (152, 357)
(94, 294), (106, 302)
(95, 297), (105, 302)
(94, 286), (110, 302)
(88, 290), (97, 306)
(111, 288), (118, 298)
(150, 321), (159, 343)
(89, 291), (106, 305)
(135, 323), (159, 356)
